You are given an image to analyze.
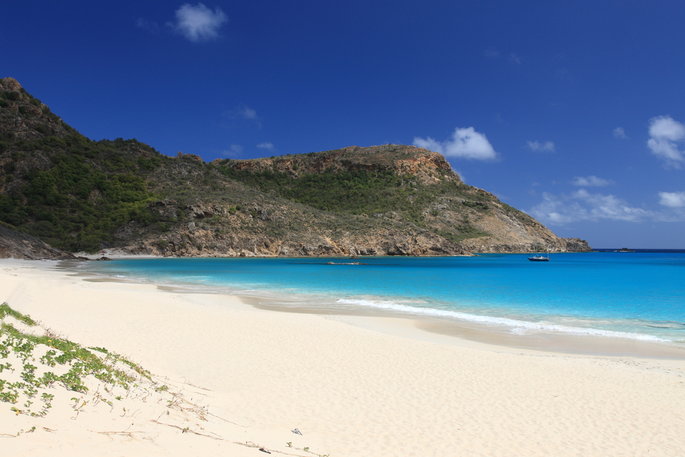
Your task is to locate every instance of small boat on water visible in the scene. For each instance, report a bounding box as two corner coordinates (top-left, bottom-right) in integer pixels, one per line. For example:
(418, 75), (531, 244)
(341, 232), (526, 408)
(528, 254), (550, 262)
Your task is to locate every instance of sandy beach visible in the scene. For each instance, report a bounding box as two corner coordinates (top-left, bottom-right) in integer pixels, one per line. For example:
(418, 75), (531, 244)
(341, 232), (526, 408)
(1, 259), (685, 457)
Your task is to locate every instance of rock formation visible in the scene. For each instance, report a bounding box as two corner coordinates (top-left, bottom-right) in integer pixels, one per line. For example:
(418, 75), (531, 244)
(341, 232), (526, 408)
(0, 223), (74, 260)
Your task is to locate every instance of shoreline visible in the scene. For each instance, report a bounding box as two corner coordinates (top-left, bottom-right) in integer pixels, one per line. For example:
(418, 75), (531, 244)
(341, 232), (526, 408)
(2, 258), (685, 456)
(70, 258), (685, 360)
(70, 249), (604, 260)
(247, 297), (685, 360)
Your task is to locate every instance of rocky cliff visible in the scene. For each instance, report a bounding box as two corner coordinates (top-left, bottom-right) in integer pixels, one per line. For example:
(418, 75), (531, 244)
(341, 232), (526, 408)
(0, 77), (590, 256)
(0, 223), (74, 260)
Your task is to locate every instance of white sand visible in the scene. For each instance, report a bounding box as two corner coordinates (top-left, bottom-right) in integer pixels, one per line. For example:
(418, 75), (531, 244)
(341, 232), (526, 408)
(1, 259), (684, 456)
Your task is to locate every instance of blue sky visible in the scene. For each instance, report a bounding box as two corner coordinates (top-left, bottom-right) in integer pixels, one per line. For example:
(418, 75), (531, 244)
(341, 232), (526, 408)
(3, 0), (685, 247)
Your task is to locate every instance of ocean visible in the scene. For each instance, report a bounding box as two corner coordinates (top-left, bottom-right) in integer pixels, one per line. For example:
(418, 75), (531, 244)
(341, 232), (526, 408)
(83, 251), (685, 344)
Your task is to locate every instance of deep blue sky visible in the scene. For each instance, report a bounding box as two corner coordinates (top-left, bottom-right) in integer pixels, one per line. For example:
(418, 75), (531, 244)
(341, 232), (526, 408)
(3, 0), (685, 247)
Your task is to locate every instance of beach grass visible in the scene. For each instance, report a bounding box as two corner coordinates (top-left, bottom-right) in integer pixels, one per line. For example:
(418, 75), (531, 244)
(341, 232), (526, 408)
(0, 303), (36, 326)
(0, 302), (152, 417)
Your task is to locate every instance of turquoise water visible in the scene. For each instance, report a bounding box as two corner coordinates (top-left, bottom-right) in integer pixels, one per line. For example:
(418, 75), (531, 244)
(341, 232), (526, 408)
(85, 252), (685, 343)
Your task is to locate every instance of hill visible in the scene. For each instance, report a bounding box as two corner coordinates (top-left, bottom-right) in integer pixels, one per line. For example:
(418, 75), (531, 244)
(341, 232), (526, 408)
(0, 77), (589, 256)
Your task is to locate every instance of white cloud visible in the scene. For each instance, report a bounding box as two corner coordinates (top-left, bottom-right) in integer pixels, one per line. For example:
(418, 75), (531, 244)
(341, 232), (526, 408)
(613, 127), (628, 139)
(484, 48), (521, 65)
(530, 189), (650, 225)
(257, 142), (275, 151)
(508, 53), (522, 64)
(225, 105), (261, 128)
(136, 18), (160, 33)
(526, 140), (555, 153)
(235, 105), (257, 120)
(484, 48), (500, 58)
(649, 116), (685, 140)
(222, 144), (243, 157)
(658, 191), (685, 208)
(572, 175), (613, 187)
(413, 127), (497, 160)
(647, 116), (685, 167)
(173, 3), (227, 42)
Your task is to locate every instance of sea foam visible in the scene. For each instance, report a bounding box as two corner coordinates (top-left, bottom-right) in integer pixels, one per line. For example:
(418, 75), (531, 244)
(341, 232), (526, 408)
(336, 298), (669, 343)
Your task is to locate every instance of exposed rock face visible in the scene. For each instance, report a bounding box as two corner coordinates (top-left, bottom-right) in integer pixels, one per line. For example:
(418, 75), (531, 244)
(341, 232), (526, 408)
(0, 224), (74, 260)
(0, 78), (72, 140)
(224, 145), (455, 184)
(125, 217), (469, 257)
(0, 77), (591, 257)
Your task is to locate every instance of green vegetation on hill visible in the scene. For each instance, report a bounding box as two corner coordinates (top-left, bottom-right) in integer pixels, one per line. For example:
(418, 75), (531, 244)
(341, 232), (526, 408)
(0, 135), (165, 251)
(220, 167), (415, 214)
(219, 164), (488, 237)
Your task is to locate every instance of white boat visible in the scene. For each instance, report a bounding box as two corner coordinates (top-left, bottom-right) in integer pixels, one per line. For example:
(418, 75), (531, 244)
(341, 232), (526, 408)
(528, 254), (550, 262)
